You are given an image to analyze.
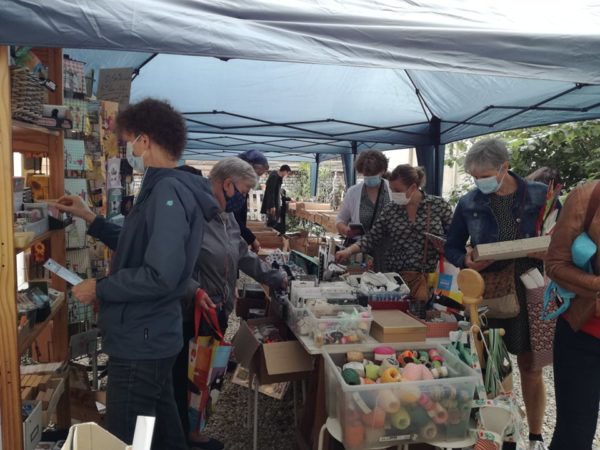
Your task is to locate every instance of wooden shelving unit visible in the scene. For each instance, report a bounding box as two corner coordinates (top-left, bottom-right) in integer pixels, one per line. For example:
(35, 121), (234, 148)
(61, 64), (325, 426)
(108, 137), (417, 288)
(18, 294), (66, 355)
(14, 229), (56, 254)
(0, 46), (70, 450)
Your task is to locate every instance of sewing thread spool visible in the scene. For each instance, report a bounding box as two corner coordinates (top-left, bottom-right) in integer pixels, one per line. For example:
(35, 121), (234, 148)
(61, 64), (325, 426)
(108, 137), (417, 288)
(391, 407), (411, 430)
(343, 362), (365, 378)
(346, 351), (364, 362)
(373, 346), (396, 362)
(397, 350), (417, 367)
(420, 422), (438, 440)
(418, 350), (431, 366)
(378, 357), (400, 376)
(377, 389), (401, 413)
(396, 384), (421, 404)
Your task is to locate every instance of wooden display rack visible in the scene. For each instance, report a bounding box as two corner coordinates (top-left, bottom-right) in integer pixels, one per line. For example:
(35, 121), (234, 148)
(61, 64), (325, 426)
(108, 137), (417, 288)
(0, 47), (70, 450)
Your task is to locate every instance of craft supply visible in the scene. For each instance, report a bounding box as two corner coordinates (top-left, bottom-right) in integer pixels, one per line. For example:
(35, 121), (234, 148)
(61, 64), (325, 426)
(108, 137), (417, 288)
(378, 356), (400, 376)
(361, 406), (386, 428)
(343, 362), (365, 378)
(364, 363), (379, 381)
(344, 421), (365, 448)
(403, 363), (433, 381)
(391, 407), (411, 430)
(380, 367), (402, 383)
(373, 345), (396, 362)
(377, 389), (401, 413)
(398, 350), (417, 366)
(346, 351), (364, 362)
(396, 384), (421, 404)
(342, 368), (361, 386)
(418, 350), (431, 366)
(420, 422), (438, 440)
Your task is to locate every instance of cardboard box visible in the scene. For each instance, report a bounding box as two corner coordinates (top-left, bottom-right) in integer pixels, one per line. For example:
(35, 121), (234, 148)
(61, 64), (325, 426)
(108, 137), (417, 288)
(60, 422), (128, 450)
(235, 297), (268, 321)
(233, 317), (314, 384)
(370, 310), (427, 343)
(23, 400), (42, 450)
(41, 377), (66, 426)
(473, 235), (551, 262)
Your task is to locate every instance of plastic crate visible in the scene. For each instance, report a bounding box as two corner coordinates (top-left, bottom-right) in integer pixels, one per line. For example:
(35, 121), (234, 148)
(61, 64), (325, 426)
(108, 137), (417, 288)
(307, 303), (372, 347)
(323, 343), (478, 449)
(283, 297), (310, 336)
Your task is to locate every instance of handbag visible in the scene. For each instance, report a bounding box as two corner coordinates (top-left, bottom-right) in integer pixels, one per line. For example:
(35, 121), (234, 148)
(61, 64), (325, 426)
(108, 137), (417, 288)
(480, 262), (520, 319)
(479, 186), (531, 319)
(401, 203), (432, 304)
(187, 290), (232, 433)
(544, 182), (600, 320)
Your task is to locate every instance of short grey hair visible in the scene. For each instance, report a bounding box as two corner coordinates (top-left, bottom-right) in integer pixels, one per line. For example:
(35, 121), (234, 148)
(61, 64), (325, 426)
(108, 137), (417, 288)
(464, 138), (510, 173)
(209, 157), (257, 187)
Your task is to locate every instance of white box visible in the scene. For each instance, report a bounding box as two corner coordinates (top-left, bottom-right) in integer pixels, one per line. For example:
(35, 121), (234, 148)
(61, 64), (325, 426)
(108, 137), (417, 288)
(23, 400), (42, 450)
(61, 417), (155, 450)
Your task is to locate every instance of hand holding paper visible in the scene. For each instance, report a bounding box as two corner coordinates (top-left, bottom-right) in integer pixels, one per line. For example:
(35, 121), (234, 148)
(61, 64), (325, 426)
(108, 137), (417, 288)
(72, 279), (97, 305)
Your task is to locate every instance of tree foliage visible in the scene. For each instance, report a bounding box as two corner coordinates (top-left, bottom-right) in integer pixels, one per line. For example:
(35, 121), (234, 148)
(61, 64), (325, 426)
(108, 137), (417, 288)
(445, 120), (600, 204)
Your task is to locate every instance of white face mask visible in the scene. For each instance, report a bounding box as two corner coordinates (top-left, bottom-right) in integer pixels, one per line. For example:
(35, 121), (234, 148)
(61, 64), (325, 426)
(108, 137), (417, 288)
(126, 135), (145, 173)
(391, 191), (412, 206)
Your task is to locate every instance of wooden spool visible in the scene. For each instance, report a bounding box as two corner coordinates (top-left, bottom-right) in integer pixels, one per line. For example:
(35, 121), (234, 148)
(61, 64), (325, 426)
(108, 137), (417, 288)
(457, 269), (486, 369)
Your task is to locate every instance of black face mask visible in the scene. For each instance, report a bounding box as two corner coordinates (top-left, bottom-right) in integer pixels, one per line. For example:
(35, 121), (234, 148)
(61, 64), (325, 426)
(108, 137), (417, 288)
(224, 184), (241, 212)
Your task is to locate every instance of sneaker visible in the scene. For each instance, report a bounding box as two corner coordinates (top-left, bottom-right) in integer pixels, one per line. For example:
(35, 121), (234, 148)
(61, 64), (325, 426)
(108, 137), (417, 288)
(529, 441), (548, 450)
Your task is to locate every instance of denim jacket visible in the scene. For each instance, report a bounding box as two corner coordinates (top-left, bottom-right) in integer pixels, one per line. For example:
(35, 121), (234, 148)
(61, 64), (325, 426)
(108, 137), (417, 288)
(444, 172), (548, 268)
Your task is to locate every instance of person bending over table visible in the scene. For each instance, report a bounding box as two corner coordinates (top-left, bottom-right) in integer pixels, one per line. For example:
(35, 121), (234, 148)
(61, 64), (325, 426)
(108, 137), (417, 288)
(336, 164), (452, 302)
(173, 157), (288, 450)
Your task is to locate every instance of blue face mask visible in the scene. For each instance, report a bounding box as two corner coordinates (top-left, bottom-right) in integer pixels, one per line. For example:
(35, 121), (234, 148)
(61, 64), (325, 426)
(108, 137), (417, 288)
(224, 185), (241, 212)
(126, 135), (145, 173)
(474, 169), (506, 194)
(363, 175), (381, 188)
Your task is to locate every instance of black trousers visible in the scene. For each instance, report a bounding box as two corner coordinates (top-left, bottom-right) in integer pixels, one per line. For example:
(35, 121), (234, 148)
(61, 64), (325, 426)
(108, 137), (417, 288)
(550, 316), (600, 450)
(107, 355), (187, 450)
(173, 309), (229, 437)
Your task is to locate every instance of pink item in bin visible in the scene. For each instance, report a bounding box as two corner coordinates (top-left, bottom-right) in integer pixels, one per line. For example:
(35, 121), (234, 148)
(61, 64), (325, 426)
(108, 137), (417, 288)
(373, 346), (395, 362)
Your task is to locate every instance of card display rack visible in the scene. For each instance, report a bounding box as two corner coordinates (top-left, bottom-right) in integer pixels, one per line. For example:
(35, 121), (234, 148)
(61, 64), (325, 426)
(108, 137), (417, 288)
(0, 47), (70, 450)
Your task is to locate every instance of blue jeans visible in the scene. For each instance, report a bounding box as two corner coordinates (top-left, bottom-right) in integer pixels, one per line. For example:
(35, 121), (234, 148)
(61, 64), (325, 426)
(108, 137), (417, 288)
(107, 355), (187, 450)
(550, 317), (600, 450)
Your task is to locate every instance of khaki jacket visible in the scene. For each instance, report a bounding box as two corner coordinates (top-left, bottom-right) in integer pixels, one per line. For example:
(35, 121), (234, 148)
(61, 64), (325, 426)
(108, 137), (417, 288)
(546, 181), (600, 331)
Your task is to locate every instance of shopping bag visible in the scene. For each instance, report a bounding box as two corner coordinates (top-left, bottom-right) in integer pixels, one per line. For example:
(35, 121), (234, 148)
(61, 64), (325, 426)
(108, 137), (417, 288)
(473, 328), (527, 450)
(525, 286), (555, 370)
(187, 291), (232, 434)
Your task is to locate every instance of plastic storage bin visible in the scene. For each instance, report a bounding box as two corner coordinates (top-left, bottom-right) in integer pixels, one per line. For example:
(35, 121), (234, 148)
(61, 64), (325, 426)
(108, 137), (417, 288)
(283, 297), (310, 336)
(308, 303), (372, 347)
(323, 343), (478, 449)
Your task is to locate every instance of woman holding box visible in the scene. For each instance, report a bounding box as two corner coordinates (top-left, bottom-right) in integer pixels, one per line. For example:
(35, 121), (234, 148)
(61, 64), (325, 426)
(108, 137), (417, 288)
(444, 138), (549, 450)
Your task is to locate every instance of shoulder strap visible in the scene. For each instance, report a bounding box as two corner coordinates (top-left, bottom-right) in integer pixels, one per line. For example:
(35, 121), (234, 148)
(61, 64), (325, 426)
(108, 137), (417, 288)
(584, 181), (600, 232)
(368, 181), (385, 229)
(421, 201), (432, 272)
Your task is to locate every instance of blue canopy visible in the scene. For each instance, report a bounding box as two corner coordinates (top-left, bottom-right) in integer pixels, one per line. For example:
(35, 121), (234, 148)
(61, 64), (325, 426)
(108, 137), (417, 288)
(3, 0), (600, 192)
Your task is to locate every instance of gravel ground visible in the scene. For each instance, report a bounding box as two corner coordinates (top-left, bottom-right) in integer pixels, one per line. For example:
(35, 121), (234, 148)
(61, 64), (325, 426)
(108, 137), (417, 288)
(510, 355), (600, 448)
(205, 313), (600, 449)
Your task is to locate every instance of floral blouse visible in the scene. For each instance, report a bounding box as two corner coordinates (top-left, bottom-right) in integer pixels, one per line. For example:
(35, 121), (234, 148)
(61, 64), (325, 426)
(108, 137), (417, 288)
(359, 193), (453, 273)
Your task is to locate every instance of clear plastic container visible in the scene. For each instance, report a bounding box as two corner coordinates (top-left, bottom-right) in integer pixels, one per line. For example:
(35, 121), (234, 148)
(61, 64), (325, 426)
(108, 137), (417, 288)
(307, 303), (372, 347)
(283, 297), (311, 336)
(323, 343), (478, 448)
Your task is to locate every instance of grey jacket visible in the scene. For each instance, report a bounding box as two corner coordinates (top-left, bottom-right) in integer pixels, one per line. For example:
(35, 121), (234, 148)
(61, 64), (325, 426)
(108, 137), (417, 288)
(186, 211), (285, 319)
